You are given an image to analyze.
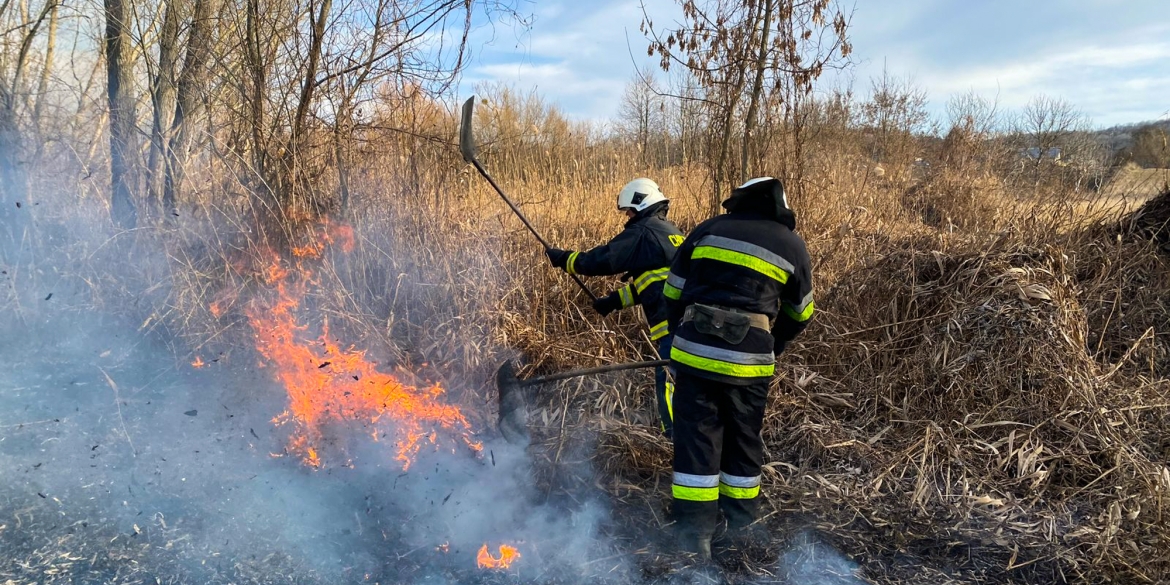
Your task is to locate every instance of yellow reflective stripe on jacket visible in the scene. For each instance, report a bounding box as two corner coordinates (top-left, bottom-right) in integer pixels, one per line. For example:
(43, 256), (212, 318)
(634, 267), (669, 293)
(782, 297), (815, 322)
(719, 483), (760, 499)
(671, 345), (775, 378)
(691, 246), (790, 284)
(649, 320), (670, 340)
(618, 285), (635, 308)
(566, 251), (581, 275)
(663, 282), (682, 300)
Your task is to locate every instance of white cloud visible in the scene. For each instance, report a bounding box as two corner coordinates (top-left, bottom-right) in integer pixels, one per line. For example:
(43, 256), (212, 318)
(466, 0), (1170, 127)
(462, 0), (681, 121)
(928, 42), (1170, 95)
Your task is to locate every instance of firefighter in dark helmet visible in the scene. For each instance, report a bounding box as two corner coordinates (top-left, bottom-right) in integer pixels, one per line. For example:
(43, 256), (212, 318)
(663, 177), (814, 559)
(545, 178), (685, 437)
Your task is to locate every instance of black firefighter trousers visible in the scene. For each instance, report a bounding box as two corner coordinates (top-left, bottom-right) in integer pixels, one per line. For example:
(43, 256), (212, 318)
(671, 370), (769, 541)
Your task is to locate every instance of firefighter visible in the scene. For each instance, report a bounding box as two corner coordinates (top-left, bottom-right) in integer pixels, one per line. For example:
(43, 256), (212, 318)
(545, 178), (685, 437)
(662, 177), (814, 559)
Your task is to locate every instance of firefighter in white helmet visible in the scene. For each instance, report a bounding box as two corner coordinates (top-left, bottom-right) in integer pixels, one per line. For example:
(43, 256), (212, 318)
(546, 178), (685, 437)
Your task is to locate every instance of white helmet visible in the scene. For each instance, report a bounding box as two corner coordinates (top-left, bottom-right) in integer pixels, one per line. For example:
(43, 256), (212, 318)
(617, 178), (667, 212)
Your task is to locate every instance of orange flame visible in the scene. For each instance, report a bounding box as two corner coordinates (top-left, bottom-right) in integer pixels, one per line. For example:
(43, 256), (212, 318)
(246, 221), (476, 469)
(191, 356), (206, 368)
(477, 544), (520, 570)
(436, 541), (450, 553)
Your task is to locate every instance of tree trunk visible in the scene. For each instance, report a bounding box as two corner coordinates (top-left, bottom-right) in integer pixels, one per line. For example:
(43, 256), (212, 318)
(244, 0), (272, 202)
(105, 0), (139, 228)
(709, 0), (757, 211)
(164, 0), (219, 213)
(0, 96), (27, 254)
(0, 0), (57, 219)
(148, 0), (181, 215)
(333, 107), (351, 214)
(281, 0), (331, 212)
(740, 0), (773, 180)
(32, 1), (58, 143)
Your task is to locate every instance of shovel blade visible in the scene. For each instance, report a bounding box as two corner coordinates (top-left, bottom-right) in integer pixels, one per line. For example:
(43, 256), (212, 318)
(495, 360), (529, 444)
(459, 96), (478, 163)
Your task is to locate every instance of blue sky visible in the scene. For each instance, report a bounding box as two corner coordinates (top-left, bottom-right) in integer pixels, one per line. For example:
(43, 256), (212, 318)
(460, 0), (1170, 128)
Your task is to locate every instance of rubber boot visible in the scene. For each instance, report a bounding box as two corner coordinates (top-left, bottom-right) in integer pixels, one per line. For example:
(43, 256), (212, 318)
(673, 499), (717, 561)
(680, 533), (712, 561)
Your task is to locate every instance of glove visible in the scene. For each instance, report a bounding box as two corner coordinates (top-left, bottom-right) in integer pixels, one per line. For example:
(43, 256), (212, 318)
(592, 293), (623, 317)
(545, 248), (572, 269)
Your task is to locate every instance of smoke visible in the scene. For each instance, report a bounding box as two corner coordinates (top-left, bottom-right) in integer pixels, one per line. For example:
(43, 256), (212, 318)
(0, 207), (631, 585)
(0, 303), (621, 583)
(774, 530), (864, 585)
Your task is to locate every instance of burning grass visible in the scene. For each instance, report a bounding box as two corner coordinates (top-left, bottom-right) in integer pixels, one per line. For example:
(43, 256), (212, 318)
(246, 223), (481, 469)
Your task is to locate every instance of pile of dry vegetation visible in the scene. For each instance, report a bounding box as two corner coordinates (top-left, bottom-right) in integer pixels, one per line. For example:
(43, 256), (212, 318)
(591, 191), (1170, 583)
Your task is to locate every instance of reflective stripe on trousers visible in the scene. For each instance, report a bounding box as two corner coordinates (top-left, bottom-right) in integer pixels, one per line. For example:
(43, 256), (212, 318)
(719, 472), (761, 499)
(656, 334), (674, 438)
(672, 471), (719, 502)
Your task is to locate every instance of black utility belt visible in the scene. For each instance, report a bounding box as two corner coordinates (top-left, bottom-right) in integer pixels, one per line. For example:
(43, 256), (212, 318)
(681, 304), (770, 345)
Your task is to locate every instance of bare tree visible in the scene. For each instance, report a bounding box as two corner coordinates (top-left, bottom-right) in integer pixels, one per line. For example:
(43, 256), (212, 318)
(669, 71), (705, 166)
(146, 0), (183, 216)
(940, 90), (1002, 174)
(1016, 94), (1088, 184)
(1128, 124), (1170, 168)
(163, 0), (220, 213)
(617, 70), (665, 167)
(857, 68), (930, 182)
(643, 0), (851, 209)
(105, 0), (139, 228)
(739, 0), (773, 180)
(0, 0), (58, 217)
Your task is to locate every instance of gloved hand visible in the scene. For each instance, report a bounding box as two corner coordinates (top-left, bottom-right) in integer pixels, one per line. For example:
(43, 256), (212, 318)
(592, 292), (622, 317)
(545, 248), (572, 269)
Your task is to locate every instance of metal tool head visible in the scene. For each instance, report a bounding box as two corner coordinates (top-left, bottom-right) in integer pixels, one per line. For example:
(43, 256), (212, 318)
(459, 96), (478, 163)
(494, 360), (529, 444)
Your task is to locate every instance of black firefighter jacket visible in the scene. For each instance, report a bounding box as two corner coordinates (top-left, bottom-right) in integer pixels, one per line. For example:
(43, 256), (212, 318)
(664, 179), (814, 385)
(565, 201), (684, 340)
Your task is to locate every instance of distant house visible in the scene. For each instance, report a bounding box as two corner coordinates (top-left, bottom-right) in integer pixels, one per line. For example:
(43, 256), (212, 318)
(1021, 147), (1062, 161)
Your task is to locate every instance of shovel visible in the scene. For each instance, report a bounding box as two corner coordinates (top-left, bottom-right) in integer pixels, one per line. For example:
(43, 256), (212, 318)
(495, 359), (669, 443)
(460, 96), (597, 301)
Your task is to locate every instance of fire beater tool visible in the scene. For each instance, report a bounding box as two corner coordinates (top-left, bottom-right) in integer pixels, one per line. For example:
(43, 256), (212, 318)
(459, 96), (597, 301)
(494, 359), (669, 443)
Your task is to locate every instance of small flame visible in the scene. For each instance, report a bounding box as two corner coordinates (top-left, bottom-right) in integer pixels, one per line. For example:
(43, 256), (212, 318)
(477, 544), (520, 570)
(191, 356), (206, 368)
(436, 542), (449, 553)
